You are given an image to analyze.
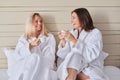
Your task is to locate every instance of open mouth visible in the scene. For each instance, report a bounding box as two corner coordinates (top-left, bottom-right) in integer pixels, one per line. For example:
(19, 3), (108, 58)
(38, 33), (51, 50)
(37, 30), (41, 32)
(72, 23), (76, 26)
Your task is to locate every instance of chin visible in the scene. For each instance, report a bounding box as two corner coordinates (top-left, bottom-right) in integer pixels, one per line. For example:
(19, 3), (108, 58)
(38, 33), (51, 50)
(73, 26), (78, 30)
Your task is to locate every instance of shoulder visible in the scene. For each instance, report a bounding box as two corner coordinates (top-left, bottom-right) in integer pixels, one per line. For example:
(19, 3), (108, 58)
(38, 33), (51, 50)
(85, 28), (102, 41)
(48, 33), (54, 37)
(91, 28), (102, 34)
(18, 34), (27, 42)
(88, 28), (102, 40)
(87, 28), (102, 36)
(47, 33), (55, 39)
(47, 33), (56, 43)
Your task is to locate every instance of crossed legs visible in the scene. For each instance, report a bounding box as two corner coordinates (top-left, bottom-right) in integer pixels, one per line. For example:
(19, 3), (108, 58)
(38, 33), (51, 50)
(66, 68), (90, 80)
(66, 68), (77, 80)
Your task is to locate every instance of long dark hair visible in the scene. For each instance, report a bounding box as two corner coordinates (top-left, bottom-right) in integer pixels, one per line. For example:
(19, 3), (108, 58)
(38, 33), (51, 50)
(72, 8), (95, 31)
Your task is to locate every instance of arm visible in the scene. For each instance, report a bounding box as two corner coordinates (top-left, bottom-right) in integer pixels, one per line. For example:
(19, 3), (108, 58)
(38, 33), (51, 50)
(15, 35), (31, 58)
(57, 40), (71, 59)
(74, 30), (103, 63)
(49, 34), (56, 65)
(41, 34), (56, 69)
(57, 30), (75, 59)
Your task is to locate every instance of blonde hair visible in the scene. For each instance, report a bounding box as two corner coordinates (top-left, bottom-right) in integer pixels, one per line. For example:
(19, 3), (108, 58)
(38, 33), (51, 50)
(25, 13), (48, 39)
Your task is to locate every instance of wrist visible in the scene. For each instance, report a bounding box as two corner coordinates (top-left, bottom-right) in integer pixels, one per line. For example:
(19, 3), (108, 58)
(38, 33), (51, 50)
(73, 39), (77, 47)
(29, 43), (33, 50)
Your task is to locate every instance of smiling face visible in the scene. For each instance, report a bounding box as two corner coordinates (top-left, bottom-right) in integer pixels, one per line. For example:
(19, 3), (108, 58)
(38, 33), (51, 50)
(71, 12), (81, 29)
(32, 15), (42, 33)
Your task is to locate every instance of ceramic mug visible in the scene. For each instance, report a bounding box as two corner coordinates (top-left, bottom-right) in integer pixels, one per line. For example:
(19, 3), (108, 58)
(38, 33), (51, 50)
(39, 37), (46, 43)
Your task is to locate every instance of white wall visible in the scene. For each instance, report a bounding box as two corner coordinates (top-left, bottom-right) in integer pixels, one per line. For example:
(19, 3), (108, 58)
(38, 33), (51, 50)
(0, 0), (120, 68)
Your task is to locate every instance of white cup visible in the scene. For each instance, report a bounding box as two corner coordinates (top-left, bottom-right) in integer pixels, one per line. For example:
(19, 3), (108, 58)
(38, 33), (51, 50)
(61, 30), (67, 38)
(39, 37), (46, 43)
(31, 37), (36, 41)
(29, 37), (36, 43)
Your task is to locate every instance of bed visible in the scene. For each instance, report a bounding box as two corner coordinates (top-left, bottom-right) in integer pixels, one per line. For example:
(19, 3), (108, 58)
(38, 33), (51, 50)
(0, 66), (120, 80)
(0, 69), (8, 80)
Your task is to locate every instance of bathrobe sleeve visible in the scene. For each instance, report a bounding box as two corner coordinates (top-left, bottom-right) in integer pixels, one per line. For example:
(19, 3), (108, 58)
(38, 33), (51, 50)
(15, 35), (31, 58)
(48, 34), (56, 66)
(74, 29), (103, 63)
(40, 34), (56, 69)
(57, 40), (71, 59)
(57, 30), (77, 59)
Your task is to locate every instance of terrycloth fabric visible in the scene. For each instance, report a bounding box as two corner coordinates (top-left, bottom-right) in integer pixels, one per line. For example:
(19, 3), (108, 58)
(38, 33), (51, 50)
(57, 28), (109, 80)
(5, 33), (57, 80)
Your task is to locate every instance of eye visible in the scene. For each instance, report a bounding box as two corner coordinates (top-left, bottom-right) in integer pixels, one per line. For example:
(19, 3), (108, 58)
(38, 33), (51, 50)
(72, 16), (75, 20)
(35, 20), (38, 23)
(39, 20), (42, 23)
(73, 16), (76, 19)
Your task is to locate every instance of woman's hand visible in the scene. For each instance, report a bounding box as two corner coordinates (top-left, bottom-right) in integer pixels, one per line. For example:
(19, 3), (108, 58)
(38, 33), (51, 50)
(58, 32), (65, 40)
(29, 39), (40, 49)
(58, 32), (66, 48)
(66, 31), (77, 46)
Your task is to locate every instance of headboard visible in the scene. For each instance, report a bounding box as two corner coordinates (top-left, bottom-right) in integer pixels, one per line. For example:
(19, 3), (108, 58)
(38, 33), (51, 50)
(0, 0), (120, 69)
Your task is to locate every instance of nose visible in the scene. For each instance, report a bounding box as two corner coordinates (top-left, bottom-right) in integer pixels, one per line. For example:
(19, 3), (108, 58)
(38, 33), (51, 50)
(38, 21), (41, 25)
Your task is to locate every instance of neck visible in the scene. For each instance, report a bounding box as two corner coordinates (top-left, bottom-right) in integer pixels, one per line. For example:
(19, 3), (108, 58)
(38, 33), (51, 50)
(78, 27), (82, 33)
(31, 32), (40, 38)
(76, 27), (82, 39)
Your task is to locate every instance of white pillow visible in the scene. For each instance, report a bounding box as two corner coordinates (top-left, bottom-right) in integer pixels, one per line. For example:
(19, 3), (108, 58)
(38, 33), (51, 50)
(104, 66), (120, 80)
(3, 48), (17, 68)
(102, 51), (109, 60)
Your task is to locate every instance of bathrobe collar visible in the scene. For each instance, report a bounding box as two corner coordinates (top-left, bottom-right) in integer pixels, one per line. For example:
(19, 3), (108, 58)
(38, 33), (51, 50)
(79, 29), (89, 41)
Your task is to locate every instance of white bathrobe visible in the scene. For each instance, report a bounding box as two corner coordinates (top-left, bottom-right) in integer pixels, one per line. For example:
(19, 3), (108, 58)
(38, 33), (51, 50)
(57, 28), (109, 80)
(8, 33), (57, 80)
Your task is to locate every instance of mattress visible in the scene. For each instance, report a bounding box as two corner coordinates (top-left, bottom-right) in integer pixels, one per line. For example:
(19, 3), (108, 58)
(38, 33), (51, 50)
(0, 66), (120, 80)
(0, 69), (8, 80)
(104, 66), (120, 80)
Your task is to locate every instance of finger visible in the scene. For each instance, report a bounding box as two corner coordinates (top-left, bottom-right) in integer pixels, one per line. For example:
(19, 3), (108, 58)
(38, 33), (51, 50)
(57, 32), (61, 35)
(66, 33), (71, 39)
(37, 40), (40, 44)
(34, 39), (38, 42)
(37, 41), (40, 45)
(65, 31), (69, 37)
(36, 38), (40, 41)
(35, 41), (40, 46)
(34, 39), (39, 43)
(58, 35), (63, 40)
(57, 32), (60, 34)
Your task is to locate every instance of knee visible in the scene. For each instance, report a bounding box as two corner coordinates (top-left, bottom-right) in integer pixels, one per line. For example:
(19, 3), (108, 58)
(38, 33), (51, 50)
(66, 68), (77, 80)
(77, 73), (90, 80)
(66, 76), (75, 80)
(66, 78), (73, 80)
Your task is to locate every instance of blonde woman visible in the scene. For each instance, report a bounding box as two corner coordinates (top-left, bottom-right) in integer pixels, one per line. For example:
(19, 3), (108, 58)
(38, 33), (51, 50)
(8, 13), (56, 80)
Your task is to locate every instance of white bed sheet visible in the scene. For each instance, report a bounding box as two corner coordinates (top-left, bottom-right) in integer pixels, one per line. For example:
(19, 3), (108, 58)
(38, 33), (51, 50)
(0, 66), (120, 80)
(104, 66), (120, 80)
(0, 69), (8, 80)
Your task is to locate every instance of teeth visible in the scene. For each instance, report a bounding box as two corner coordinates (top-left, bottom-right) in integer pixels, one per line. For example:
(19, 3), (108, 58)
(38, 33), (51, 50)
(61, 30), (65, 33)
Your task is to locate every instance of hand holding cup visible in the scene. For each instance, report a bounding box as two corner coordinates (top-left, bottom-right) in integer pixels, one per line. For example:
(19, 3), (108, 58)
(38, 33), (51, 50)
(58, 30), (67, 40)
